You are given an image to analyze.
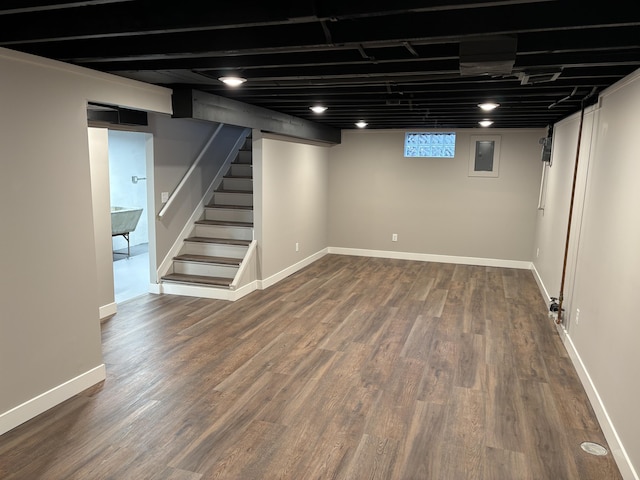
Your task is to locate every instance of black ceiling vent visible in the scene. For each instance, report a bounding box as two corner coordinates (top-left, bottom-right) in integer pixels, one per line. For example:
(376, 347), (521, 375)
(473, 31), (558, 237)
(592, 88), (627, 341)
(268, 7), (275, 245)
(87, 103), (148, 126)
(518, 69), (562, 85)
(459, 35), (517, 76)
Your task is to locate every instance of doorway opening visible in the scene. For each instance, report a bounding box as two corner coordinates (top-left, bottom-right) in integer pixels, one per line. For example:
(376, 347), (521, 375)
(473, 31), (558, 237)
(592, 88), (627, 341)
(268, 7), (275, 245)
(108, 130), (154, 303)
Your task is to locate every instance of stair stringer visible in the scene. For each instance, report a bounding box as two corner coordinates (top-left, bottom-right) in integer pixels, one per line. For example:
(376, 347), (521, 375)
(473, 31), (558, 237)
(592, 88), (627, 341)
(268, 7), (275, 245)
(156, 127), (251, 285)
(229, 239), (259, 295)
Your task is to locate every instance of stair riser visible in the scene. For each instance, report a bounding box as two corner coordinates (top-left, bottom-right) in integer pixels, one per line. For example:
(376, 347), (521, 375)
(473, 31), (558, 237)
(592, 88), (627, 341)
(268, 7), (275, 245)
(204, 208), (253, 223)
(194, 224), (253, 240)
(236, 150), (252, 164)
(183, 242), (248, 258)
(222, 177), (253, 191)
(173, 262), (238, 278)
(229, 164), (252, 177)
(212, 192), (253, 206)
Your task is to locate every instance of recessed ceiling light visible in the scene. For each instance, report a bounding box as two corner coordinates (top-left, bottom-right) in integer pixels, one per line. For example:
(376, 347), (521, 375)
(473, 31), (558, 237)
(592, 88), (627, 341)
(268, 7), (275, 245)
(355, 120), (368, 128)
(218, 76), (247, 87)
(310, 105), (327, 113)
(478, 102), (500, 111)
(479, 119), (494, 127)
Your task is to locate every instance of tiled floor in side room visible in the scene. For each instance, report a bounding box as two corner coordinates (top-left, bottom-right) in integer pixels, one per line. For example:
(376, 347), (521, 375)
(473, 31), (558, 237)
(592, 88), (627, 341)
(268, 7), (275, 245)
(112, 243), (149, 303)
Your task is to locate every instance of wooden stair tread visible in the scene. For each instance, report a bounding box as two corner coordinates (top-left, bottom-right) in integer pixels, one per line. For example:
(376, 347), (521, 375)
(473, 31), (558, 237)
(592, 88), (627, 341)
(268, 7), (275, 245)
(215, 188), (253, 194)
(205, 204), (253, 210)
(195, 219), (253, 227)
(185, 236), (251, 246)
(160, 134), (252, 292)
(173, 254), (241, 265)
(161, 273), (232, 287)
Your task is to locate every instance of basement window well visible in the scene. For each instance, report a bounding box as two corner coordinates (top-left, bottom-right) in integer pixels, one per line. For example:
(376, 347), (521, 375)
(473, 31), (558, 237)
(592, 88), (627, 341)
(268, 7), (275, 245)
(404, 132), (456, 158)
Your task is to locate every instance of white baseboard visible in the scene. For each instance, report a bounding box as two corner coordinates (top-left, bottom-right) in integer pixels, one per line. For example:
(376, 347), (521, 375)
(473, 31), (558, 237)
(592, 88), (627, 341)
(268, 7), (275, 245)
(531, 262), (552, 303)
(328, 247), (532, 270)
(159, 280), (258, 301)
(259, 248), (329, 290)
(232, 280), (259, 300)
(158, 246), (524, 301)
(0, 364), (106, 436)
(560, 329), (638, 480)
(99, 302), (117, 320)
(534, 268), (637, 479)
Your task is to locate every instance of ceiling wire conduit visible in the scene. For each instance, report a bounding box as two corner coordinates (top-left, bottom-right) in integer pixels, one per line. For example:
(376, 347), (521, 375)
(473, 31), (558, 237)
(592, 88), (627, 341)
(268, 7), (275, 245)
(157, 123), (224, 218)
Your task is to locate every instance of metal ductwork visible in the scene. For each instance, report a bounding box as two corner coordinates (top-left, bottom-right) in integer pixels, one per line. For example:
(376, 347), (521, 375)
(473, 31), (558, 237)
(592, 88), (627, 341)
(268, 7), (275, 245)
(459, 35), (517, 76)
(518, 69), (562, 85)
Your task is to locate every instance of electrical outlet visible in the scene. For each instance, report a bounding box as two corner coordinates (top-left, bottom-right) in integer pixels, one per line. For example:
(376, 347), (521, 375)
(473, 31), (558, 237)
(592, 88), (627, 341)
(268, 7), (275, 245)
(161, 191), (169, 203)
(575, 308), (580, 324)
(295, 242), (299, 252)
(392, 233), (398, 242)
(536, 248), (540, 258)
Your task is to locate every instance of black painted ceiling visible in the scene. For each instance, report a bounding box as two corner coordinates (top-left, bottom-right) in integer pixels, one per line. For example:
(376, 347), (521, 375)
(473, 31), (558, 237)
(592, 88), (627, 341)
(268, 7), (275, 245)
(2, 1), (639, 129)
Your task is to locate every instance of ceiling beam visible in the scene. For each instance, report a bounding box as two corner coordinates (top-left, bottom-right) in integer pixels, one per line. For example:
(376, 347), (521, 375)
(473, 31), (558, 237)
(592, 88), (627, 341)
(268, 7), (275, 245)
(2, 3), (636, 48)
(0, 0), (135, 16)
(172, 89), (341, 145)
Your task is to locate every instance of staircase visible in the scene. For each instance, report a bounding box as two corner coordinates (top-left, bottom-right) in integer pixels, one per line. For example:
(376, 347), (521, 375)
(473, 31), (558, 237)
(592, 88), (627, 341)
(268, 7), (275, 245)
(161, 135), (254, 292)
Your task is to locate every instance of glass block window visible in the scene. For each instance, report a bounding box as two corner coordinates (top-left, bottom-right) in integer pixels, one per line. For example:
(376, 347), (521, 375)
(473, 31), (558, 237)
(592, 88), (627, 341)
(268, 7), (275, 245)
(404, 132), (456, 158)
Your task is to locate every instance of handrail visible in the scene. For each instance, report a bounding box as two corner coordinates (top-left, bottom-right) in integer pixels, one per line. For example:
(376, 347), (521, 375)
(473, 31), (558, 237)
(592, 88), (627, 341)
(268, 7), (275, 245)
(158, 122), (224, 218)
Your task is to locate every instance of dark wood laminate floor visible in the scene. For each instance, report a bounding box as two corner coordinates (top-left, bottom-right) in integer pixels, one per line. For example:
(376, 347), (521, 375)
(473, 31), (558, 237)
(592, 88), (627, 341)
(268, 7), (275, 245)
(0, 255), (622, 479)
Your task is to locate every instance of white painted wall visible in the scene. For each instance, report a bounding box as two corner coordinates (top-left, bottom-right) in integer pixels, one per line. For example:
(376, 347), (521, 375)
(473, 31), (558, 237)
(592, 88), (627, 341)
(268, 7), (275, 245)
(328, 128), (544, 263)
(151, 116), (246, 271)
(108, 130), (150, 250)
(88, 127), (116, 318)
(0, 47), (171, 434)
(532, 70), (640, 479)
(531, 109), (596, 309)
(255, 133), (330, 280)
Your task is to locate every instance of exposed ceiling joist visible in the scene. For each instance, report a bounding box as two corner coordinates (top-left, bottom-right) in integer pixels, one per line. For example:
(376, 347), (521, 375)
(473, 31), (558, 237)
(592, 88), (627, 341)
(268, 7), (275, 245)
(2, 1), (639, 129)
